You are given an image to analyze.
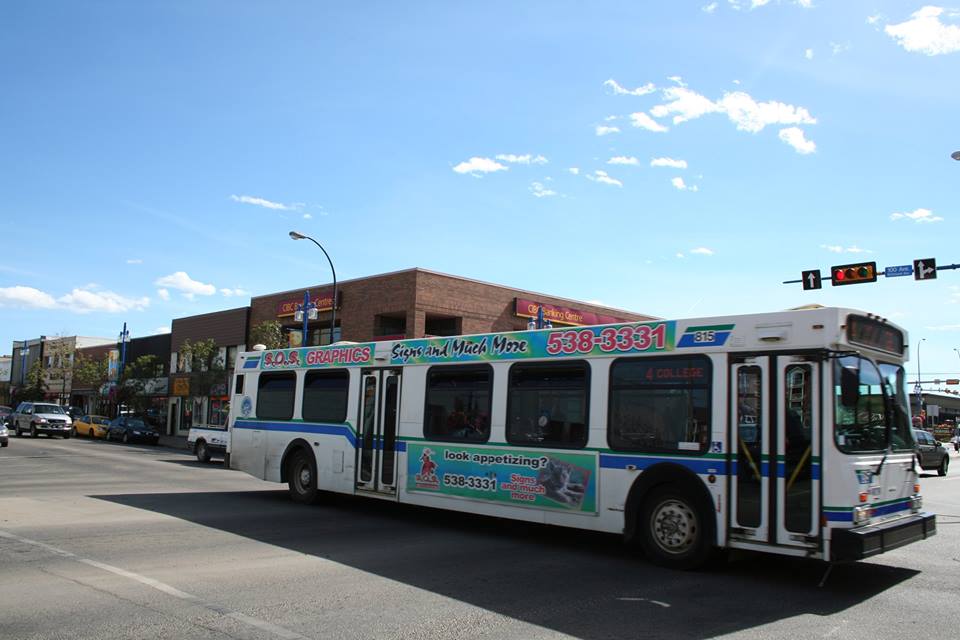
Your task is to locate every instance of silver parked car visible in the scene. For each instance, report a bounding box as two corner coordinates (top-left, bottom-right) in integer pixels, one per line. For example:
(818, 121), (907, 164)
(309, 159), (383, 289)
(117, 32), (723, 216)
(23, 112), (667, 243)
(10, 402), (74, 439)
(913, 428), (949, 476)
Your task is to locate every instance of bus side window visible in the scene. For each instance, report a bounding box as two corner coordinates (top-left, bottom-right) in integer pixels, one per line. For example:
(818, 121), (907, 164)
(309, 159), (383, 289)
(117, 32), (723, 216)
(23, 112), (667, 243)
(607, 355), (712, 454)
(423, 365), (492, 442)
(234, 374), (244, 395)
(257, 372), (296, 421)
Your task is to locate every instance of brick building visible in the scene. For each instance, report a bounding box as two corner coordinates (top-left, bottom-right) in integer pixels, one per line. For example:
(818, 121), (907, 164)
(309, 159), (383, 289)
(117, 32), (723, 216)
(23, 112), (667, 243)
(248, 268), (655, 347)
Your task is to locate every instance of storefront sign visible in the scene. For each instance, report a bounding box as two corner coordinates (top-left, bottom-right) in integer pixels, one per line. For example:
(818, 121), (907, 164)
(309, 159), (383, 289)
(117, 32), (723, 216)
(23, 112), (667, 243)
(407, 443), (597, 513)
(260, 343), (375, 370)
(514, 298), (634, 327)
(172, 377), (190, 397)
(276, 290), (337, 318)
(390, 321), (675, 365)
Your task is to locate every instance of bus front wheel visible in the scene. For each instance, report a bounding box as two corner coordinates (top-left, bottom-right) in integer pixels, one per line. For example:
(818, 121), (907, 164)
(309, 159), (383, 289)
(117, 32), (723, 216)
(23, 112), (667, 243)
(287, 449), (319, 504)
(638, 486), (713, 570)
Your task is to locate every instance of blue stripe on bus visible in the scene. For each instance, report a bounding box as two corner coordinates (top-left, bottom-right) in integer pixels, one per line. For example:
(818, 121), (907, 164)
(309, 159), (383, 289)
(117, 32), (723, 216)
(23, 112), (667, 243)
(234, 420), (358, 447)
(242, 359), (260, 369)
(600, 454), (729, 475)
(824, 510), (852, 522)
(232, 420), (409, 453)
(775, 461), (821, 480)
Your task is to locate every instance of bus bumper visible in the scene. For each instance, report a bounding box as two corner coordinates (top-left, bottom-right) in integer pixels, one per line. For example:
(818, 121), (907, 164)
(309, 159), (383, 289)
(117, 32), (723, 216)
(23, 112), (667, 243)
(831, 512), (936, 561)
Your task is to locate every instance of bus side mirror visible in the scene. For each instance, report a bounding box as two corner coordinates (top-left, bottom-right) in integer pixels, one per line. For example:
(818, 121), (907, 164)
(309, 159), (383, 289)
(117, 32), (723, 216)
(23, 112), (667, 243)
(840, 367), (860, 407)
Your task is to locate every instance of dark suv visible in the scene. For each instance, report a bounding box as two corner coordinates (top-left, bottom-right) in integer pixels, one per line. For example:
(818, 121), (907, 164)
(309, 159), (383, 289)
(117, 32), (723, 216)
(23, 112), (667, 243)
(913, 428), (949, 476)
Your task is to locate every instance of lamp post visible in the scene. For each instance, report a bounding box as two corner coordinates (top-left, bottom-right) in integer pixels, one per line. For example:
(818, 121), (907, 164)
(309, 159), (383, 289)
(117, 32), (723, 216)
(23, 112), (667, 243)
(118, 323), (130, 380)
(916, 338), (926, 426)
(293, 290), (318, 347)
(289, 231), (338, 345)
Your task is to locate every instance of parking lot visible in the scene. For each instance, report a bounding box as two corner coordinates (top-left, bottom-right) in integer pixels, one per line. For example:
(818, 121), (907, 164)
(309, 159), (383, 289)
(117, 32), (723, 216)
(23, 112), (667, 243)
(1, 436), (958, 640)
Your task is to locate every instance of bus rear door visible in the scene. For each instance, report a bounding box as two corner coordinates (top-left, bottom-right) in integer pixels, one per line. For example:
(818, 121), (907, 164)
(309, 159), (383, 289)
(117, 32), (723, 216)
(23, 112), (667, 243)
(356, 369), (402, 496)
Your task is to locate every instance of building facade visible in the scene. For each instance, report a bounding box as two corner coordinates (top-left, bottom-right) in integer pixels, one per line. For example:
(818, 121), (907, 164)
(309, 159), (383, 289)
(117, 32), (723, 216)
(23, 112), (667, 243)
(248, 268), (653, 347)
(168, 307), (249, 436)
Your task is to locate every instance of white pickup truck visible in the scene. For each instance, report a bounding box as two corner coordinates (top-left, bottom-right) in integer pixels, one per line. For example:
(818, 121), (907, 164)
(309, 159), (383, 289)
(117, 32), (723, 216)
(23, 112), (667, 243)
(186, 426), (230, 463)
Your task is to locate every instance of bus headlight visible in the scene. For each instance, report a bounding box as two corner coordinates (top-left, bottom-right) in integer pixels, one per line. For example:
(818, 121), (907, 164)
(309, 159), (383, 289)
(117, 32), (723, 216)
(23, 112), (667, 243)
(910, 496), (922, 512)
(852, 505), (873, 525)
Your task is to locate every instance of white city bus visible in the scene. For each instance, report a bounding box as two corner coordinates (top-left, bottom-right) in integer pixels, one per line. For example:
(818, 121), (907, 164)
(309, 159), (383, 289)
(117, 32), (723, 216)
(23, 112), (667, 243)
(227, 306), (935, 569)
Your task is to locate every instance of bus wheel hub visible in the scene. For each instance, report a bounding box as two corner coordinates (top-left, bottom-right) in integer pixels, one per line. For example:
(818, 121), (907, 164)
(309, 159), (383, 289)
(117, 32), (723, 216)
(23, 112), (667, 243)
(652, 499), (696, 553)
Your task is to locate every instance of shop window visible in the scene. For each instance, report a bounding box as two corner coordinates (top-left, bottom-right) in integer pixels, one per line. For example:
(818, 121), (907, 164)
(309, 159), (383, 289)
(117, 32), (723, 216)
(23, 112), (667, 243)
(425, 315), (461, 337)
(507, 361), (589, 448)
(257, 372), (296, 421)
(424, 365), (492, 442)
(375, 314), (406, 338)
(608, 356), (711, 454)
(302, 370), (349, 423)
(208, 398), (228, 427)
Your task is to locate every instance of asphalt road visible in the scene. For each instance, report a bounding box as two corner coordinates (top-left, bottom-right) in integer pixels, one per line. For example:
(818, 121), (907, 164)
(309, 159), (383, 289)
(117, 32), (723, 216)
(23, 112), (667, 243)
(1, 435), (958, 640)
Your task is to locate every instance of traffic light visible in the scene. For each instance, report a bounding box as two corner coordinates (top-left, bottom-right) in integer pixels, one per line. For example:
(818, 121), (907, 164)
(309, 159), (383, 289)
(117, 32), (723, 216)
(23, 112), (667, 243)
(831, 261), (877, 286)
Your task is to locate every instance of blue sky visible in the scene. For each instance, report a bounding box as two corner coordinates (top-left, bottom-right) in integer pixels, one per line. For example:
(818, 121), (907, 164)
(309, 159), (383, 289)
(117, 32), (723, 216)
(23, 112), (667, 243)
(2, 1), (959, 388)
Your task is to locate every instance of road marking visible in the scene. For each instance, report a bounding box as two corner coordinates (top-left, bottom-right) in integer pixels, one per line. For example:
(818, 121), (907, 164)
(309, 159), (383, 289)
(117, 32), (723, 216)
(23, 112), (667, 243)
(0, 529), (310, 640)
(616, 596), (671, 608)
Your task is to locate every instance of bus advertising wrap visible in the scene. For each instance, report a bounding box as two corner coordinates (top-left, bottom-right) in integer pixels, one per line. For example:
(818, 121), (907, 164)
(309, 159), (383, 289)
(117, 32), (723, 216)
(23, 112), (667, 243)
(407, 443), (598, 513)
(260, 344), (375, 369)
(391, 321), (676, 365)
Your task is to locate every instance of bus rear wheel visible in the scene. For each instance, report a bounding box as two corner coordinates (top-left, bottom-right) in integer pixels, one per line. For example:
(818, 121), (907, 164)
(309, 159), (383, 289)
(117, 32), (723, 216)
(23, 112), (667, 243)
(639, 486), (713, 570)
(287, 449), (319, 504)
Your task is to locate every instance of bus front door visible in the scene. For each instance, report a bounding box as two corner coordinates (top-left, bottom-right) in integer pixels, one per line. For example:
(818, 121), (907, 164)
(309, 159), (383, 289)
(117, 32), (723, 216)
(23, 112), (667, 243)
(356, 369), (401, 496)
(730, 356), (820, 551)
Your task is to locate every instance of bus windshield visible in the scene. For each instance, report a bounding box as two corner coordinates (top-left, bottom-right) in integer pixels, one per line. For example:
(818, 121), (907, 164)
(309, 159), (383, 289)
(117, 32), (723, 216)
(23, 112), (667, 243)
(878, 362), (915, 452)
(834, 355), (906, 453)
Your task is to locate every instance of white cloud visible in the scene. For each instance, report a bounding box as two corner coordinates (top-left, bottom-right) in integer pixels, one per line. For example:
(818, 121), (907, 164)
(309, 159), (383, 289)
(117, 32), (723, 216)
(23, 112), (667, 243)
(629, 112), (669, 132)
(671, 177), (699, 191)
(821, 244), (872, 254)
(157, 288), (170, 301)
(452, 156), (508, 175)
(154, 326), (171, 334)
(586, 170), (623, 187)
(230, 194), (293, 211)
(0, 286), (58, 309)
(650, 157), (688, 169)
(890, 208), (944, 223)
(608, 156), (640, 165)
(867, 14), (883, 27)
(718, 91), (816, 133)
(568, 167), (580, 175)
(220, 288), (250, 297)
(530, 182), (557, 198)
(303, 213), (313, 220)
(126, 258), (143, 265)
(667, 75), (688, 88)
(154, 271), (217, 298)
(804, 48), (814, 60)
(650, 87), (721, 124)
(885, 6), (960, 55)
(690, 247), (714, 256)
(647, 86), (816, 135)
(495, 153), (548, 165)
(595, 125), (621, 136)
(604, 79), (656, 96)
(703, 2), (718, 14)
(830, 41), (851, 55)
(59, 288), (150, 314)
(676, 253), (685, 259)
(778, 127), (816, 154)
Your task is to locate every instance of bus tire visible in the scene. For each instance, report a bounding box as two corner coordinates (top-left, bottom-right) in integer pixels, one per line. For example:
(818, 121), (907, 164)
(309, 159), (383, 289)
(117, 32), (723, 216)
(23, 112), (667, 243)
(638, 485), (713, 570)
(195, 440), (211, 463)
(287, 448), (319, 504)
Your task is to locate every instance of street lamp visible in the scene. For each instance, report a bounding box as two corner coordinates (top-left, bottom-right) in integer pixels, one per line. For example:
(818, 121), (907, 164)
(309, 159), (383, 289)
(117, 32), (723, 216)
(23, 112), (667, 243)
(952, 150), (960, 161)
(916, 338), (926, 425)
(293, 291), (319, 347)
(289, 231), (338, 345)
(118, 323), (130, 380)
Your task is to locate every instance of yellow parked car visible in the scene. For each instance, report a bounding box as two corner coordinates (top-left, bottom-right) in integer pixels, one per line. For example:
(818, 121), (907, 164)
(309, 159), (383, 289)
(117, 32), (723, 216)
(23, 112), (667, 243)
(74, 415), (111, 439)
